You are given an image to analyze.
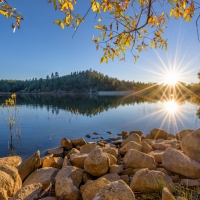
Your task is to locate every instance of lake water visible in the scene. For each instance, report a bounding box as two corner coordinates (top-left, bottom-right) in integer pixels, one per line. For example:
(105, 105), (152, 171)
(0, 93), (199, 159)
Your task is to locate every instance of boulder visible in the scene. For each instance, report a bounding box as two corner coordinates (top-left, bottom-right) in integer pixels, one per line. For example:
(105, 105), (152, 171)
(121, 133), (141, 147)
(102, 173), (120, 182)
(55, 177), (81, 200)
(84, 148), (110, 177)
(130, 168), (174, 192)
(120, 175), (129, 185)
(93, 180), (135, 200)
(23, 167), (59, 187)
(124, 149), (157, 170)
(106, 153), (117, 165)
(62, 156), (72, 168)
(121, 131), (129, 140)
(0, 164), (22, 199)
(10, 183), (43, 200)
(67, 148), (80, 158)
(71, 138), (86, 147)
(70, 153), (88, 168)
(102, 146), (118, 158)
(162, 148), (200, 179)
(162, 187), (176, 200)
(80, 178), (110, 200)
(55, 166), (83, 188)
(18, 151), (41, 181)
(42, 157), (63, 169)
(180, 179), (200, 187)
(141, 141), (153, 153)
(45, 147), (64, 157)
(120, 167), (134, 176)
(60, 138), (72, 150)
(0, 156), (22, 167)
(110, 164), (123, 174)
(150, 128), (168, 140)
(129, 130), (143, 136)
(40, 197), (57, 200)
(176, 129), (194, 140)
(80, 143), (98, 154)
(148, 150), (164, 163)
(120, 141), (142, 155)
(181, 128), (200, 163)
(40, 154), (53, 166)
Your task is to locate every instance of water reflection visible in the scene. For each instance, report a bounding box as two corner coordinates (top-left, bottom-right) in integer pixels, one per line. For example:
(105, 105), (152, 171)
(164, 99), (179, 114)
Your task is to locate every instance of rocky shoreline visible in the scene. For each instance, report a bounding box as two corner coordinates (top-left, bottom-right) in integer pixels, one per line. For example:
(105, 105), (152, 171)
(0, 128), (200, 200)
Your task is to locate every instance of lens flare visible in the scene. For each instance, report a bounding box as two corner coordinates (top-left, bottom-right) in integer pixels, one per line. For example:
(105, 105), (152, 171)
(164, 99), (178, 113)
(164, 72), (180, 86)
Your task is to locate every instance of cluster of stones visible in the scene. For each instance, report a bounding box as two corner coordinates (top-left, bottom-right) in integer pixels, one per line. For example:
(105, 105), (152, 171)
(0, 128), (200, 200)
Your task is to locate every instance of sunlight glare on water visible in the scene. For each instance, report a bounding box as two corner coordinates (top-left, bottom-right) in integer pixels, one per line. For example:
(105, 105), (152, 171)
(164, 99), (179, 114)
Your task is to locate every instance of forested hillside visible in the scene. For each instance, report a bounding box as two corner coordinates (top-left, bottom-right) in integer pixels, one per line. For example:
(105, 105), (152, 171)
(0, 70), (156, 93)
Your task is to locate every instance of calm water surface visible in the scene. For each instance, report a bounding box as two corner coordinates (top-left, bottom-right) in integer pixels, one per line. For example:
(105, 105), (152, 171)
(0, 94), (199, 159)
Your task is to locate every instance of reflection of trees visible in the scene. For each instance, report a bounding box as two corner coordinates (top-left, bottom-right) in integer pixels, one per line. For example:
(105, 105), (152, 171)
(1, 94), (155, 116)
(190, 96), (200, 119)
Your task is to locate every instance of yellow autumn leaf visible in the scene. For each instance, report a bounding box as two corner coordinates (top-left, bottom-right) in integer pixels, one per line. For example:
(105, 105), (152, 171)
(0, 9), (7, 16)
(120, 58), (125, 61)
(185, 15), (191, 22)
(61, 3), (68, 11)
(68, 2), (74, 11)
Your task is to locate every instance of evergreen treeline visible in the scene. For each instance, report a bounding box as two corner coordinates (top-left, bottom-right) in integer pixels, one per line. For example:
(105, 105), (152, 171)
(0, 69), (156, 93)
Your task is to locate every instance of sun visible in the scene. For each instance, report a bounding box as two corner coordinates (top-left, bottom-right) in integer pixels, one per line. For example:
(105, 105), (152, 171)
(164, 99), (179, 113)
(164, 72), (179, 86)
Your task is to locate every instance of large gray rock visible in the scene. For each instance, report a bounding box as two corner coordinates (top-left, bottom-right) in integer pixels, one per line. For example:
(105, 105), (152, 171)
(10, 183), (43, 200)
(0, 164), (22, 200)
(23, 167), (58, 187)
(176, 129), (194, 140)
(84, 148), (110, 177)
(55, 166), (83, 188)
(93, 180), (135, 200)
(70, 153), (88, 168)
(18, 151), (41, 181)
(150, 128), (168, 140)
(124, 149), (157, 170)
(162, 147), (200, 179)
(60, 138), (72, 150)
(130, 168), (174, 192)
(181, 128), (200, 163)
(55, 177), (81, 200)
(0, 156), (22, 167)
(121, 133), (141, 147)
(80, 178), (110, 200)
(120, 141), (142, 155)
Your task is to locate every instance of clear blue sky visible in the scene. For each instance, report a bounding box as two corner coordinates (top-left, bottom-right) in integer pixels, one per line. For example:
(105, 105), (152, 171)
(0, 0), (200, 83)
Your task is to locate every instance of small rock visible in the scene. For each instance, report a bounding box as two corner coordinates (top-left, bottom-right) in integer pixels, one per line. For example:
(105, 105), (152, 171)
(45, 147), (64, 157)
(70, 153), (88, 169)
(150, 128), (168, 140)
(148, 150), (164, 163)
(110, 164), (123, 174)
(55, 166), (83, 188)
(102, 173), (120, 182)
(80, 143), (98, 154)
(23, 167), (59, 188)
(62, 156), (72, 168)
(93, 180), (135, 200)
(180, 179), (200, 187)
(60, 138), (72, 150)
(102, 146), (118, 158)
(18, 150), (41, 181)
(162, 187), (176, 200)
(121, 133), (141, 147)
(107, 131), (112, 134)
(129, 130), (143, 136)
(10, 183), (43, 200)
(67, 148), (80, 158)
(84, 148), (110, 177)
(107, 153), (117, 165)
(71, 138), (86, 147)
(55, 177), (81, 200)
(42, 157), (63, 169)
(124, 149), (157, 170)
(80, 178), (110, 200)
(85, 134), (91, 138)
(0, 156), (22, 167)
(141, 141), (153, 153)
(120, 141), (142, 155)
(130, 168), (174, 192)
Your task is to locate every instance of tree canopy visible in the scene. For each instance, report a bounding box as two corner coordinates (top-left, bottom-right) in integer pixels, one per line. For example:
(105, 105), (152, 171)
(0, 0), (199, 63)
